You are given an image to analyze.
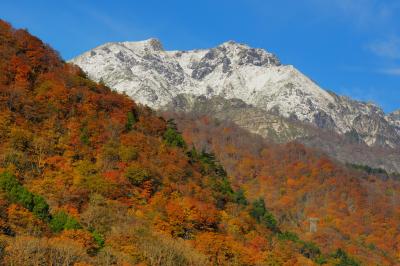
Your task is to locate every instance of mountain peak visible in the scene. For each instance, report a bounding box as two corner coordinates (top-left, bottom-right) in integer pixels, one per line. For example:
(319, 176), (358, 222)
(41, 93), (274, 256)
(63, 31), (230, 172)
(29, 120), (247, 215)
(70, 40), (399, 149)
(120, 38), (164, 51)
(211, 40), (281, 67)
(219, 40), (249, 48)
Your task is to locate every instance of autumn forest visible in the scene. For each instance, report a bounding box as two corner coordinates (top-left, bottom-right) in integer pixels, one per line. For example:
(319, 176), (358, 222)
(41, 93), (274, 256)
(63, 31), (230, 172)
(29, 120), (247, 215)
(0, 19), (399, 266)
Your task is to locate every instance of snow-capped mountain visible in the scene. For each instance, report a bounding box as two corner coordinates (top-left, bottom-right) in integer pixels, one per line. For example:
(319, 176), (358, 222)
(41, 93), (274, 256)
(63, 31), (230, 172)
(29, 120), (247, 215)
(70, 39), (400, 149)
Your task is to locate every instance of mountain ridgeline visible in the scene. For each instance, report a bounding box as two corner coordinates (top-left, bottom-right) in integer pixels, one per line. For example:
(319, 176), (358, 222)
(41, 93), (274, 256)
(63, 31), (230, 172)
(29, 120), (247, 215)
(71, 39), (400, 173)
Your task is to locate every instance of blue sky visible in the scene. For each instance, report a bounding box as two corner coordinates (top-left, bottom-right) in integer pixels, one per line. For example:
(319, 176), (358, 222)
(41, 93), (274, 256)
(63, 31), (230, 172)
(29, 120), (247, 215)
(2, 0), (399, 113)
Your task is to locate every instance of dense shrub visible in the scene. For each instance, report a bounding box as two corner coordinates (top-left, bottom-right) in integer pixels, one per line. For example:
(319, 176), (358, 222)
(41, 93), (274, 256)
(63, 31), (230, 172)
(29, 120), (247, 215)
(50, 211), (82, 233)
(119, 145), (138, 162)
(332, 249), (360, 266)
(125, 111), (137, 131)
(163, 120), (186, 148)
(277, 231), (323, 262)
(91, 230), (105, 249)
(250, 198), (278, 231)
(233, 188), (248, 205)
(3, 236), (89, 266)
(0, 172), (49, 221)
(124, 164), (151, 186)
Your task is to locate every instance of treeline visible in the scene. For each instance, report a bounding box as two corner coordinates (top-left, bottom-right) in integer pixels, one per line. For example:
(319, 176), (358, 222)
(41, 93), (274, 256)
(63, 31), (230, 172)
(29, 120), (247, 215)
(347, 163), (400, 180)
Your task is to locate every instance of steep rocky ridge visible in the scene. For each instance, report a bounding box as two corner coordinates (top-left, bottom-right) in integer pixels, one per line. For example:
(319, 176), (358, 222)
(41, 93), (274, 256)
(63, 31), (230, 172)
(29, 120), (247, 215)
(70, 38), (400, 160)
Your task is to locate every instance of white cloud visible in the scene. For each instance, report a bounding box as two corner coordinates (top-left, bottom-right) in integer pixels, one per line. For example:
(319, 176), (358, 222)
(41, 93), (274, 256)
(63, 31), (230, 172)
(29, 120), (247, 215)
(369, 37), (400, 59)
(313, 0), (400, 72)
(379, 68), (400, 76)
(306, 0), (398, 30)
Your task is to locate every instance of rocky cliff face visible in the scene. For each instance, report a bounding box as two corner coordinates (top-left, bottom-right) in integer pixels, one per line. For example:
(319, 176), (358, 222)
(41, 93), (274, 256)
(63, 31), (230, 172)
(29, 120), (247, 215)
(388, 110), (400, 134)
(164, 94), (400, 173)
(70, 39), (400, 150)
(164, 94), (307, 143)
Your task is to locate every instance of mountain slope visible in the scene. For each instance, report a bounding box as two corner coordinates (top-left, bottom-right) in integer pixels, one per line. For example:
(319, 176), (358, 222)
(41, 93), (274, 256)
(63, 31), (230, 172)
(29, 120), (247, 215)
(71, 39), (400, 149)
(164, 94), (400, 173)
(165, 112), (400, 265)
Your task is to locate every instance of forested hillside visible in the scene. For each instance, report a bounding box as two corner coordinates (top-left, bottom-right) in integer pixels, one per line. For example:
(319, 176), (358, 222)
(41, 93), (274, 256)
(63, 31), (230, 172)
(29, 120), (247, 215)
(0, 19), (398, 265)
(164, 112), (400, 265)
(0, 20), (349, 265)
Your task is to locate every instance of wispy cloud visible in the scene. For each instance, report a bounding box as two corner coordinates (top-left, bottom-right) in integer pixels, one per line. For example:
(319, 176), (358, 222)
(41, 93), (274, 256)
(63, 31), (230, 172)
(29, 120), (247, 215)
(82, 8), (134, 39)
(341, 65), (400, 76)
(368, 37), (400, 59)
(306, 0), (398, 30)
(369, 37), (400, 75)
(329, 0), (391, 27)
(311, 0), (400, 74)
(336, 86), (382, 105)
(66, 1), (152, 40)
(378, 68), (400, 76)
(336, 86), (399, 112)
